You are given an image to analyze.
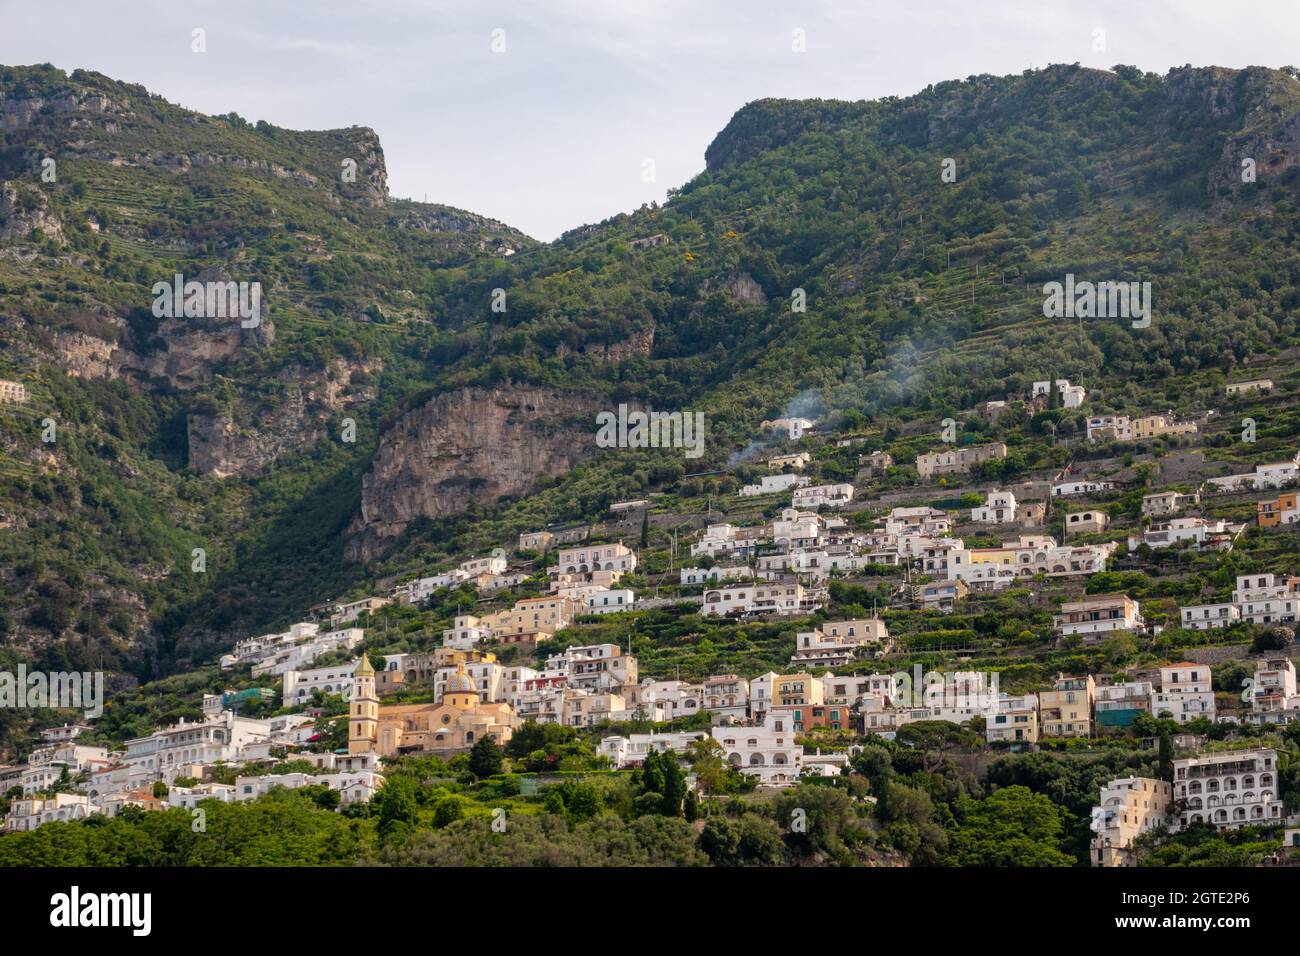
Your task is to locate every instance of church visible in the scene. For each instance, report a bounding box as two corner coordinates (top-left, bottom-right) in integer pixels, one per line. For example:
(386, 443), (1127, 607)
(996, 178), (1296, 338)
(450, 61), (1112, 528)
(348, 655), (514, 757)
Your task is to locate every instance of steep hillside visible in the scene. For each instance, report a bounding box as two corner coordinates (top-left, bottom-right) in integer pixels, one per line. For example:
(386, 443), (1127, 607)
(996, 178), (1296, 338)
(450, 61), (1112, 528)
(2, 60), (1300, 730)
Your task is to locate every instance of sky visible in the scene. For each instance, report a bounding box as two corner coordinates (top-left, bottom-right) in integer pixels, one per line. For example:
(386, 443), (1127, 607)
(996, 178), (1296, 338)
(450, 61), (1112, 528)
(2, 0), (1299, 240)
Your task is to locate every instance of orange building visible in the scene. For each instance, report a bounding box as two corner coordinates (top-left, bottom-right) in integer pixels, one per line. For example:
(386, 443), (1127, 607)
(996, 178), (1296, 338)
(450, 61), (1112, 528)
(1258, 492), (1299, 529)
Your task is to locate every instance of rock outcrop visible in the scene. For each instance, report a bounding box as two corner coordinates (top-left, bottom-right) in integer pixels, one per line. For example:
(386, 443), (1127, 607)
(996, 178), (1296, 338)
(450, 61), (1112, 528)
(347, 384), (601, 560)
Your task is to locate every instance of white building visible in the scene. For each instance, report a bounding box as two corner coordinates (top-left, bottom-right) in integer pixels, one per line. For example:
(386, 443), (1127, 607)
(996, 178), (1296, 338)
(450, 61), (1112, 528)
(1129, 518), (1240, 552)
(250, 628), (365, 679)
(585, 588), (636, 614)
(1033, 379), (1087, 408)
(1054, 594), (1144, 640)
(701, 674), (750, 722)
(123, 711), (274, 782)
(1179, 603), (1241, 631)
(1150, 663), (1216, 724)
(1141, 491), (1199, 517)
(1171, 749), (1282, 830)
(167, 783), (237, 808)
(791, 483), (854, 510)
(4, 794), (99, 832)
(598, 732), (710, 768)
(1233, 573), (1300, 625)
(1206, 455), (1299, 494)
(1052, 479), (1114, 497)
(442, 614), (494, 650)
(282, 661), (357, 708)
(971, 489), (1019, 524)
(679, 565), (750, 586)
(739, 473), (810, 497)
(232, 770), (384, 805)
(1245, 655), (1300, 725)
(701, 580), (826, 618)
(712, 713), (803, 785)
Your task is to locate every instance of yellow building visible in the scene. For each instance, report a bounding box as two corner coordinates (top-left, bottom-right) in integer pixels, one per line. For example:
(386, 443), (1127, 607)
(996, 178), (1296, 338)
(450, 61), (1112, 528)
(1090, 776), (1172, 867)
(350, 656), (513, 757)
(1131, 415), (1198, 441)
(774, 672), (824, 707)
(482, 595), (575, 638)
(1040, 673), (1095, 738)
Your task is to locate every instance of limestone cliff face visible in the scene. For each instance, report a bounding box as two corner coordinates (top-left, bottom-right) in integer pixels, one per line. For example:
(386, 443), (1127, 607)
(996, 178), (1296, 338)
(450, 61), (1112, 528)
(347, 384), (600, 560)
(185, 358), (377, 478)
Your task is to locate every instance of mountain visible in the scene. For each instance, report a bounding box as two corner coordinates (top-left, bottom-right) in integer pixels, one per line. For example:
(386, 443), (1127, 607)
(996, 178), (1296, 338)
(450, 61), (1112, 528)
(1, 59), (1299, 727)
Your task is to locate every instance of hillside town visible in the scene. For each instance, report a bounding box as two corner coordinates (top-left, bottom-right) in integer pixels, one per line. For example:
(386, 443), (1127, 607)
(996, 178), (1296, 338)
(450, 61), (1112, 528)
(5, 374), (1299, 868)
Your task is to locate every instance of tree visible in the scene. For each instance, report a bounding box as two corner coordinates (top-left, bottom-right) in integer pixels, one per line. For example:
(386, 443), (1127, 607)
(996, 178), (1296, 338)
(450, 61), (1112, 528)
(468, 734), (504, 779)
(1158, 729), (1174, 781)
(660, 753), (687, 817)
(1253, 626), (1295, 653)
(375, 775), (419, 843)
(944, 786), (1074, 867)
(639, 510), (650, 550)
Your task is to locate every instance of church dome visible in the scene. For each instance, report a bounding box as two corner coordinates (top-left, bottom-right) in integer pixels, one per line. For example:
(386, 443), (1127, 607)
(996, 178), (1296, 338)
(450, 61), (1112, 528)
(445, 665), (476, 695)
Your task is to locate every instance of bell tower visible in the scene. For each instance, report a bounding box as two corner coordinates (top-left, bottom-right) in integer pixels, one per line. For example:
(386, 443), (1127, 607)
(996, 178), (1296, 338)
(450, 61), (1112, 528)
(349, 654), (379, 755)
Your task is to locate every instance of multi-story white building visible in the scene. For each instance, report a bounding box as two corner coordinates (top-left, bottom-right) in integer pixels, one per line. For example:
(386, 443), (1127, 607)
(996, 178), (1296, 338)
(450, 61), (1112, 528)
(584, 588), (636, 614)
(1033, 379), (1086, 408)
(791, 483), (854, 510)
(1141, 490), (1199, 517)
(1233, 573), (1300, 625)
(282, 661), (357, 708)
(19, 743), (111, 795)
(635, 680), (705, 722)
(1086, 415), (1133, 442)
(1205, 455), (1299, 494)
(1129, 518), (1240, 552)
(1179, 603), (1241, 630)
(598, 731), (710, 768)
(701, 674), (750, 722)
(233, 770), (384, 805)
(947, 535), (1115, 586)
(250, 627), (365, 679)
(1150, 663), (1216, 724)
(442, 614), (494, 650)
(1054, 594), (1143, 640)
(712, 713), (803, 786)
(4, 793), (99, 831)
(701, 580), (826, 618)
(679, 565), (750, 586)
(123, 711), (273, 782)
(1245, 655), (1300, 725)
(1171, 749), (1283, 830)
(971, 489), (1019, 524)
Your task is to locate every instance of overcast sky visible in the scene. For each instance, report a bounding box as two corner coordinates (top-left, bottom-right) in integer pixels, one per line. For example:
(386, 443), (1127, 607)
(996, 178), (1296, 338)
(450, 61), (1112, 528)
(3, 0), (1298, 240)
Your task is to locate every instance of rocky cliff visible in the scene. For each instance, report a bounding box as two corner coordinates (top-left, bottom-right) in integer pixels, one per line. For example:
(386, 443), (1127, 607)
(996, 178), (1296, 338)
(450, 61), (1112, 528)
(347, 384), (601, 560)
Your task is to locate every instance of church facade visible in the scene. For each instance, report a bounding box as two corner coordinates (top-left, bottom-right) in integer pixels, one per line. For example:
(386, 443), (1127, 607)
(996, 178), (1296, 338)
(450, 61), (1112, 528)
(349, 655), (514, 757)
